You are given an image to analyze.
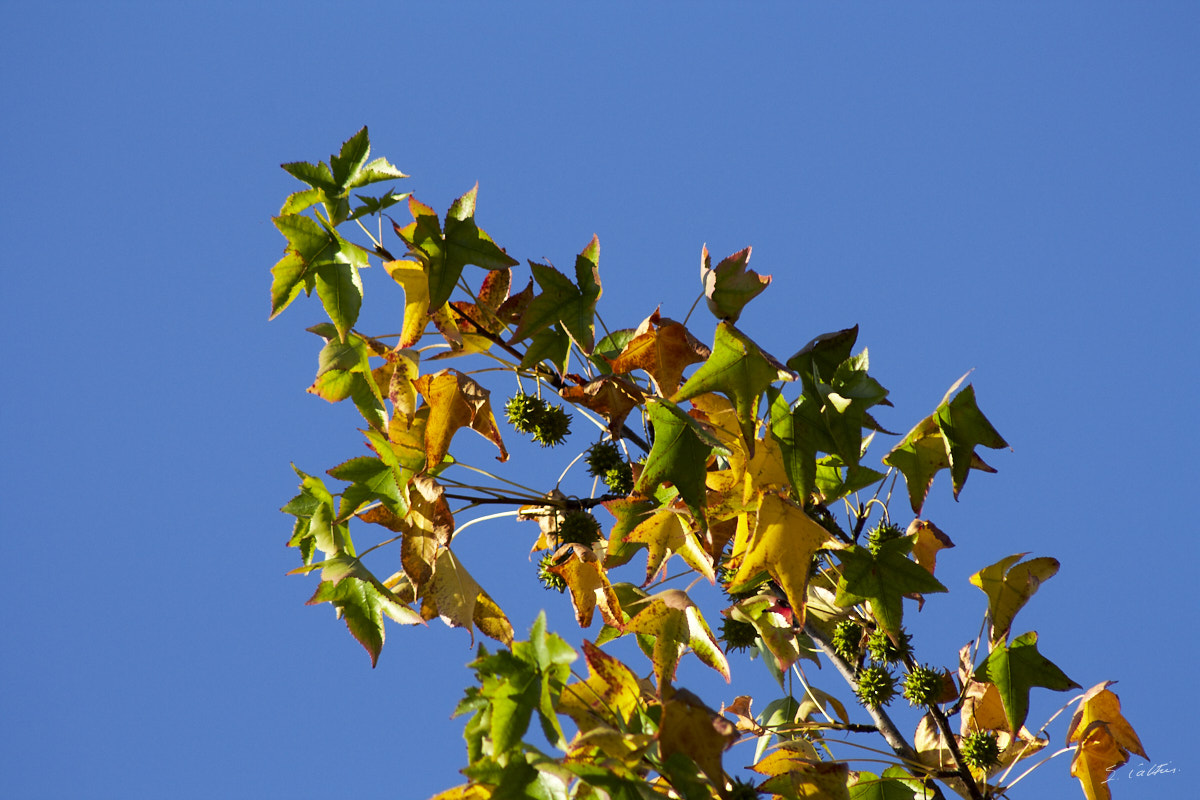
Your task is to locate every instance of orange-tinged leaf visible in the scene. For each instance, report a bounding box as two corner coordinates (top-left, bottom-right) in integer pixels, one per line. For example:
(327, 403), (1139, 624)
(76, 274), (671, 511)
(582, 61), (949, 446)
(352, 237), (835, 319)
(548, 544), (623, 629)
(730, 493), (837, 629)
(726, 594), (808, 674)
(623, 506), (715, 586)
(969, 553), (1060, 645)
(559, 375), (644, 435)
(722, 695), (767, 735)
(608, 310), (709, 395)
(752, 741), (849, 800)
(427, 783), (493, 800)
(398, 476), (453, 594)
(659, 686), (737, 790)
(413, 369), (508, 467)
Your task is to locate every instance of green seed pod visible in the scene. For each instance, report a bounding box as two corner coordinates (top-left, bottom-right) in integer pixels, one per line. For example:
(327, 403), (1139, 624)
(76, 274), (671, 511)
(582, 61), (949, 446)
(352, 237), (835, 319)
(532, 403), (572, 446)
(855, 665), (896, 707)
(719, 617), (759, 653)
(505, 393), (546, 434)
(556, 510), (601, 546)
(960, 730), (1001, 770)
(901, 664), (944, 706)
(867, 520), (904, 555)
(832, 621), (865, 662)
(536, 552), (567, 593)
(867, 627), (912, 664)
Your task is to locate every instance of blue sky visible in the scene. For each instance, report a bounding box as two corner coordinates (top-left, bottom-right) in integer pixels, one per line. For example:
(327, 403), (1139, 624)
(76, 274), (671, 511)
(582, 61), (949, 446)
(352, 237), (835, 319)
(2, 3), (1196, 798)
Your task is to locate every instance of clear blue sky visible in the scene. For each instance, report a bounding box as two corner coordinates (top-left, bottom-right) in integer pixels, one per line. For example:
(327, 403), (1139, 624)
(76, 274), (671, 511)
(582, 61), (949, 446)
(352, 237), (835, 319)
(2, 3), (1196, 798)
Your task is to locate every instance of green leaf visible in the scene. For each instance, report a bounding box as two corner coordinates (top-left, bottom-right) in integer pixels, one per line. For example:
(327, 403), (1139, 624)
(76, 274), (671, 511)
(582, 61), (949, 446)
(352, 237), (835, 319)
(787, 326), (860, 396)
(849, 770), (921, 800)
(634, 399), (729, 529)
(348, 189), (410, 221)
(394, 187), (519, 315)
(305, 575), (419, 667)
(673, 321), (795, 453)
(700, 244), (771, 323)
(973, 631), (1080, 732)
(327, 456), (405, 522)
(512, 236), (603, 354)
(969, 553), (1060, 645)
(883, 374), (1009, 514)
(832, 538), (947, 636)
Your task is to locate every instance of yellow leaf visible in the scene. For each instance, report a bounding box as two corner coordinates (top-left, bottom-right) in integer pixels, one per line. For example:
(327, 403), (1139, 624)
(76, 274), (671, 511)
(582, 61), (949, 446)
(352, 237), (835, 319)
(426, 784), (492, 800)
(413, 369), (508, 467)
(1070, 722), (1123, 800)
(623, 506), (715, 585)
(751, 741), (849, 800)
(423, 548), (512, 645)
(730, 493), (836, 628)
(624, 589), (730, 686)
(400, 476), (454, 594)
(1067, 682), (1147, 759)
(969, 553), (1059, 644)
(549, 544), (623, 629)
(557, 640), (645, 734)
(908, 519), (954, 575)
(384, 259), (433, 349)
(608, 309), (710, 395)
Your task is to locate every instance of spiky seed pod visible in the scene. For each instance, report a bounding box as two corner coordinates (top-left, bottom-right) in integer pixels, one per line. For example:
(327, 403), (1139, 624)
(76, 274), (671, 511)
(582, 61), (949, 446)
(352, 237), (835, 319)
(536, 552), (567, 593)
(960, 731), (1001, 770)
(867, 627), (912, 664)
(902, 664), (944, 706)
(531, 403), (572, 447)
(585, 441), (623, 476)
(867, 520), (904, 555)
(505, 393), (546, 434)
(832, 620), (865, 662)
(855, 665), (896, 707)
(727, 777), (763, 800)
(556, 510), (601, 547)
(603, 464), (633, 496)
(719, 617), (759, 653)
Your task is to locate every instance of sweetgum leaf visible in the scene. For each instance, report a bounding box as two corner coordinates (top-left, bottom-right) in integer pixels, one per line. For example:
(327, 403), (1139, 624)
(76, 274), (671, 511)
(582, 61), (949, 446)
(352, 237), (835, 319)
(513, 236), (603, 354)
(673, 321), (795, 454)
(974, 631), (1080, 732)
(884, 374), (1009, 514)
(623, 589), (730, 687)
(700, 244), (771, 323)
(633, 399), (729, 528)
(832, 537), (947, 636)
(969, 553), (1060, 645)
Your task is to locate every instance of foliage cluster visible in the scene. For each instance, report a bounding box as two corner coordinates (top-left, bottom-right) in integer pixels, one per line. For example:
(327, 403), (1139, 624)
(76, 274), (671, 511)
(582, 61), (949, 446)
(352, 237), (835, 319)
(270, 129), (1143, 800)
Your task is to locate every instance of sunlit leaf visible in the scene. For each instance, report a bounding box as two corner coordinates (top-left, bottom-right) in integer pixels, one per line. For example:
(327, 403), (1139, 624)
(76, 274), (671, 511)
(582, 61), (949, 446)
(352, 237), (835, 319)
(973, 631), (1080, 732)
(969, 553), (1059, 645)
(700, 244), (771, 323)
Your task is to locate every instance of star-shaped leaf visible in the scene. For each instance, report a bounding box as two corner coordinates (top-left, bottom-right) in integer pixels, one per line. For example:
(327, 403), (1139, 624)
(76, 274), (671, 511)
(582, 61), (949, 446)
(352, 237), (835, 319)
(413, 369), (509, 467)
(547, 544), (624, 629)
(884, 374), (1009, 514)
(621, 506), (715, 586)
(422, 548), (514, 646)
(832, 537), (948, 636)
(557, 639), (645, 736)
(559, 375), (644, 436)
(511, 235), (603, 354)
(969, 553), (1060, 645)
(281, 126), (407, 224)
(305, 575), (421, 667)
(673, 321), (796, 454)
(270, 214), (370, 339)
(1067, 683), (1147, 800)
(730, 493), (837, 629)
(700, 244), (771, 323)
(608, 309), (710, 394)
(633, 399), (729, 528)
(973, 631), (1080, 732)
(623, 589), (730, 687)
(658, 687), (737, 791)
(393, 187), (519, 316)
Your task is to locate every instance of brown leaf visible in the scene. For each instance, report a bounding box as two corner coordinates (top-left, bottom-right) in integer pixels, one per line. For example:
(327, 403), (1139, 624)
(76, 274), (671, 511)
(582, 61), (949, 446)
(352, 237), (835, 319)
(560, 376), (645, 435)
(908, 519), (954, 575)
